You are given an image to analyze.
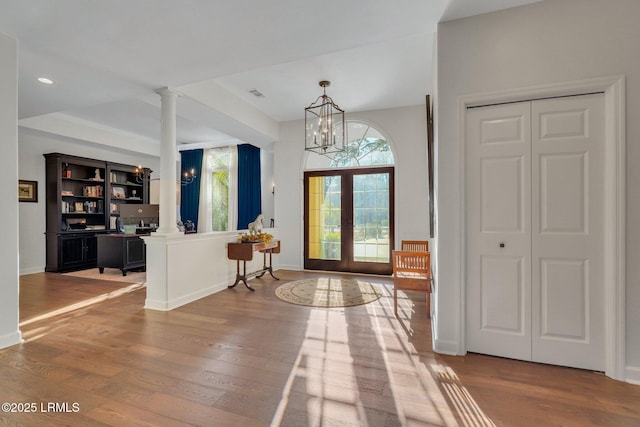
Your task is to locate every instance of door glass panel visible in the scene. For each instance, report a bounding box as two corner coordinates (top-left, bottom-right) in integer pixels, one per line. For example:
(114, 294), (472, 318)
(308, 175), (341, 260)
(353, 173), (390, 263)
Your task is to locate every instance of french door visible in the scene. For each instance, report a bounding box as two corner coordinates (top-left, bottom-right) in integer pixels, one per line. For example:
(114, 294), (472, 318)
(304, 167), (394, 275)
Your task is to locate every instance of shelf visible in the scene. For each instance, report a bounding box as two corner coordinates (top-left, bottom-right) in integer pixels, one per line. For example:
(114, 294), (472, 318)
(62, 212), (105, 215)
(61, 195), (103, 200)
(56, 230), (111, 235)
(62, 177), (105, 184)
(110, 182), (143, 187)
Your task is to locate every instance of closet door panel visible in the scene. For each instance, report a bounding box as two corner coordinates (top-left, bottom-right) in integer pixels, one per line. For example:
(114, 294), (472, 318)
(531, 94), (605, 371)
(466, 101), (532, 361)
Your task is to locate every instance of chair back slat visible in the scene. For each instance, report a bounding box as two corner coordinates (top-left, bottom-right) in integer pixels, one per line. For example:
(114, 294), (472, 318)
(392, 251), (431, 276)
(392, 249), (432, 317)
(401, 240), (429, 252)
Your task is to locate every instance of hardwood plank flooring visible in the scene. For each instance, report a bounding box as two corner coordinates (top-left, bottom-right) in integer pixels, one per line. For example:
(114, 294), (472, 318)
(1, 270), (639, 426)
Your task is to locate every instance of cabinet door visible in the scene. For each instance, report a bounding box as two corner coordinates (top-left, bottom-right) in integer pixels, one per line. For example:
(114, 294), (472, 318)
(85, 235), (98, 265)
(60, 236), (86, 270)
(125, 238), (145, 264)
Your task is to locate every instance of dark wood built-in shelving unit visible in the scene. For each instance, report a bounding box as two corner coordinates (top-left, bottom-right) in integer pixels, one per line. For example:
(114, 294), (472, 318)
(44, 153), (151, 272)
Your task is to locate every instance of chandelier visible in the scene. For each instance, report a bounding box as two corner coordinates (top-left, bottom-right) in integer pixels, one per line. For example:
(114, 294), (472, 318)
(305, 80), (345, 154)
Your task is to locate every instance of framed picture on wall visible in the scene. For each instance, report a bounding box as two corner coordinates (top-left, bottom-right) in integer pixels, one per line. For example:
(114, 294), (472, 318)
(18, 180), (38, 203)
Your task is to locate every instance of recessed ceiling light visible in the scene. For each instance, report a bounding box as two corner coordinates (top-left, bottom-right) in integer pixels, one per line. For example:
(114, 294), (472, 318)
(353, 124), (363, 128)
(37, 77), (54, 85)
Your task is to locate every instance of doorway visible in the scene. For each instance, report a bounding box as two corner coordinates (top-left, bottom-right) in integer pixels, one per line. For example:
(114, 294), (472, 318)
(304, 167), (394, 275)
(465, 94), (605, 371)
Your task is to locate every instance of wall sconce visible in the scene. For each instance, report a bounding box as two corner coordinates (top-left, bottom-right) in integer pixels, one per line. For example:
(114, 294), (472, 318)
(181, 168), (197, 186)
(134, 166), (144, 184)
(272, 184), (275, 195)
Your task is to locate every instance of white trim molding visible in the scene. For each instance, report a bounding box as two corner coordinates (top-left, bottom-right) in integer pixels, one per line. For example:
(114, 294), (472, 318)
(0, 330), (22, 350)
(626, 366), (640, 385)
(19, 266), (45, 276)
(457, 75), (626, 381)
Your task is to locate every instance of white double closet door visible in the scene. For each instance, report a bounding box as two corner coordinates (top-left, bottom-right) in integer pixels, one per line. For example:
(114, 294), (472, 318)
(465, 94), (605, 371)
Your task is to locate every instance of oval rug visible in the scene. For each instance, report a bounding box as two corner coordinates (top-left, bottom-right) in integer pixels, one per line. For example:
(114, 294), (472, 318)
(275, 277), (381, 307)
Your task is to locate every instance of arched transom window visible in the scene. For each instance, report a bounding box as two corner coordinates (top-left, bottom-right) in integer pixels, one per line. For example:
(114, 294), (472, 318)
(305, 121), (394, 170)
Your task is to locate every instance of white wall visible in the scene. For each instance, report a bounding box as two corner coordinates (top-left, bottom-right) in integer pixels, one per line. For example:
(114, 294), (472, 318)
(0, 32), (21, 349)
(275, 105), (428, 271)
(18, 128), (160, 274)
(436, 0), (640, 380)
(261, 148), (275, 225)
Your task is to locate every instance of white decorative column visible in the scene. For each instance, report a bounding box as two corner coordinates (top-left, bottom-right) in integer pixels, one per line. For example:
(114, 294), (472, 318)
(155, 87), (179, 234)
(144, 87), (180, 311)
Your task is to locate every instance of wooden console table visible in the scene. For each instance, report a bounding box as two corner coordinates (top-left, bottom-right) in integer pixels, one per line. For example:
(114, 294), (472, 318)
(227, 240), (280, 291)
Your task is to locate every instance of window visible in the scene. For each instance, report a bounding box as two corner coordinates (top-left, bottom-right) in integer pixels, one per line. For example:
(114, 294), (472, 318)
(199, 146), (238, 232)
(208, 149), (230, 231)
(331, 123), (394, 167)
(304, 121), (394, 170)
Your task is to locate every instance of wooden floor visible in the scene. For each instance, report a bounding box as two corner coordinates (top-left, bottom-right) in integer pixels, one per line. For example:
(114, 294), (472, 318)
(2, 271), (639, 426)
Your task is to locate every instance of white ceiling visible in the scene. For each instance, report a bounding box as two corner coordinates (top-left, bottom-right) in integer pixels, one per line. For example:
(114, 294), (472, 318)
(0, 0), (541, 150)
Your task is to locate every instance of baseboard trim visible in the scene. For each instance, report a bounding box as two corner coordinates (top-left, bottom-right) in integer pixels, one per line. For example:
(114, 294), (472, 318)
(145, 281), (228, 311)
(626, 366), (640, 385)
(20, 266), (44, 276)
(276, 264), (302, 271)
(0, 330), (23, 350)
(433, 338), (460, 356)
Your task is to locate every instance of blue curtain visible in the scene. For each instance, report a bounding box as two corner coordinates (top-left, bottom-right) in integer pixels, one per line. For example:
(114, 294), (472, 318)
(180, 149), (203, 231)
(237, 144), (262, 230)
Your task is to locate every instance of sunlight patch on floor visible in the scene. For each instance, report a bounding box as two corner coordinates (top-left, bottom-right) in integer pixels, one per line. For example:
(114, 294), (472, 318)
(269, 286), (497, 426)
(431, 364), (497, 427)
(19, 283), (145, 342)
(270, 301), (433, 424)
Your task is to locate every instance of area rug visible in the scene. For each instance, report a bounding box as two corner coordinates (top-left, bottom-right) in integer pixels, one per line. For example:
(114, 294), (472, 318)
(62, 268), (146, 284)
(275, 277), (382, 307)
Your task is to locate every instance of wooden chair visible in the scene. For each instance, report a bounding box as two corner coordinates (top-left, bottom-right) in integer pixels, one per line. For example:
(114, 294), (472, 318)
(401, 240), (429, 252)
(392, 250), (432, 318)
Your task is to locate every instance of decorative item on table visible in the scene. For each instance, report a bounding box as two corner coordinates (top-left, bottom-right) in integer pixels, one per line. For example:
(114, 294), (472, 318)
(239, 232), (273, 244)
(247, 213), (264, 235)
(184, 220), (196, 234)
(123, 224), (137, 235)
